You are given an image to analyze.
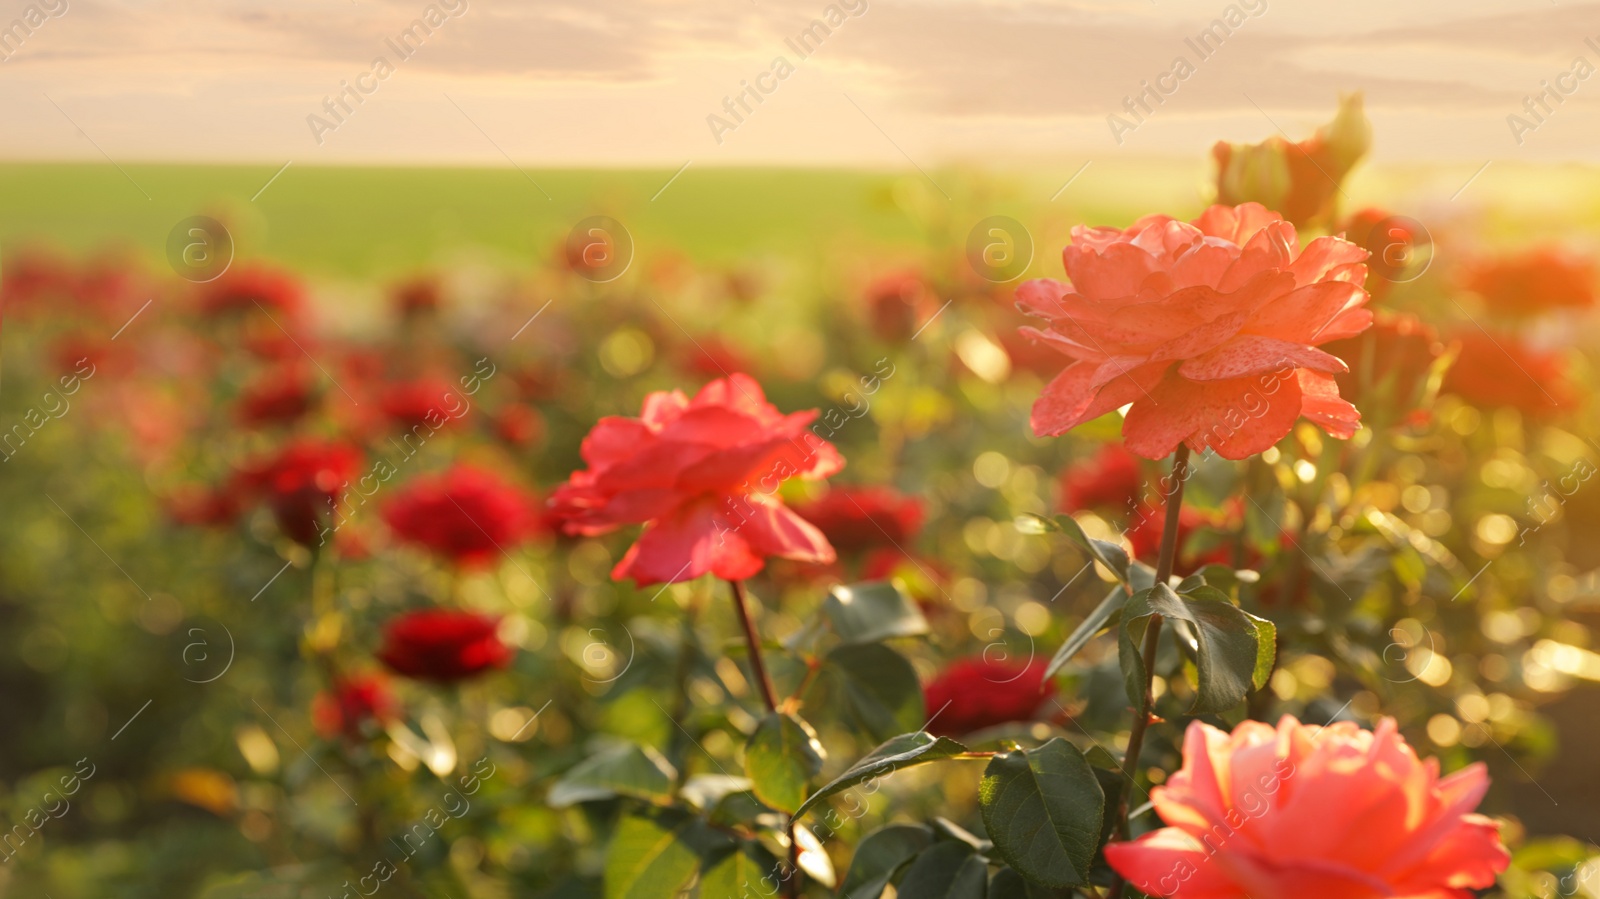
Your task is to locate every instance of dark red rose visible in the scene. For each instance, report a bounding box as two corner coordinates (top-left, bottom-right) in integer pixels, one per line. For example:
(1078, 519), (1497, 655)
(379, 378), (463, 431)
(312, 673), (397, 740)
(923, 658), (1054, 737)
(1464, 247), (1595, 318)
(236, 365), (318, 427)
(792, 486), (924, 554)
(1059, 444), (1143, 512)
(382, 465), (540, 568)
(377, 609), (512, 682)
(393, 276), (442, 318)
(1323, 312), (1441, 427)
(234, 439), (363, 546)
(865, 270), (936, 342)
(2, 249), (76, 312)
(1442, 330), (1578, 417)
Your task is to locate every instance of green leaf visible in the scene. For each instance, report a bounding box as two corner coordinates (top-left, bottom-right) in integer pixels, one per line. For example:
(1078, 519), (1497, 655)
(978, 738), (1105, 888)
(988, 866), (1055, 899)
(698, 842), (780, 899)
(1043, 584), (1128, 680)
(549, 742), (678, 808)
(839, 824), (933, 899)
(894, 842), (989, 899)
(826, 643), (925, 741)
(824, 581), (929, 644)
(744, 713), (825, 813)
(793, 732), (967, 820)
(604, 813), (700, 899)
(1123, 584), (1265, 714)
(1244, 611), (1277, 690)
(1054, 514), (1130, 584)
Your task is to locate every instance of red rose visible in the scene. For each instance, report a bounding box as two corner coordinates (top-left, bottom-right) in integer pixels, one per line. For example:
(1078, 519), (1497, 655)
(382, 465), (540, 568)
(1059, 444), (1143, 512)
(377, 609), (512, 682)
(1019, 202), (1371, 460)
(1442, 330), (1578, 417)
(200, 264), (305, 319)
(234, 439), (363, 546)
(550, 373), (841, 586)
(312, 674), (397, 740)
(678, 335), (756, 379)
(1464, 247), (1596, 318)
(236, 364), (318, 427)
(792, 486), (924, 554)
(923, 658), (1054, 738)
(491, 404), (545, 447)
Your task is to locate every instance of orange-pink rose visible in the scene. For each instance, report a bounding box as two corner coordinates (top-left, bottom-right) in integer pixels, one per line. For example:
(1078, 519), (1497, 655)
(1105, 716), (1509, 898)
(1019, 202), (1371, 460)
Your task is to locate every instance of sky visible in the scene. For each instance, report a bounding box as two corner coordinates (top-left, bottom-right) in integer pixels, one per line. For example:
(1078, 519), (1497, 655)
(3, 0), (1598, 166)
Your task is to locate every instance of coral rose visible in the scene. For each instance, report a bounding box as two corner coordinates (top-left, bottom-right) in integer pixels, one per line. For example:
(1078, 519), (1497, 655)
(550, 373), (841, 586)
(792, 486), (924, 554)
(377, 609), (512, 682)
(923, 658), (1054, 738)
(1019, 202), (1371, 460)
(1464, 246), (1596, 318)
(383, 465), (540, 568)
(1105, 716), (1509, 898)
(1442, 330), (1577, 417)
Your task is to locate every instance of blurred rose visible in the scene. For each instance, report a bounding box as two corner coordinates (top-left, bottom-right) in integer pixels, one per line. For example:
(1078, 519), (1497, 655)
(383, 464), (540, 568)
(1019, 203), (1371, 460)
(792, 486), (924, 554)
(312, 673), (397, 740)
(379, 377), (463, 431)
(1464, 246), (1596, 318)
(234, 439), (363, 546)
(393, 275), (442, 318)
(200, 264), (305, 319)
(164, 484), (242, 528)
(864, 269), (936, 342)
(1324, 312), (1441, 427)
(550, 373), (841, 586)
(1213, 94), (1370, 229)
(491, 403), (545, 447)
(1106, 716), (1508, 898)
(923, 658), (1054, 737)
(377, 609), (512, 682)
(1441, 329), (1577, 416)
(236, 364), (318, 427)
(677, 335), (755, 379)
(1059, 444), (1143, 512)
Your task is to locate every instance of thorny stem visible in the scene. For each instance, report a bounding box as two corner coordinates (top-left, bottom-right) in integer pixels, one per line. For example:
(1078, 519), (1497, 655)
(1109, 444), (1190, 899)
(727, 579), (800, 899)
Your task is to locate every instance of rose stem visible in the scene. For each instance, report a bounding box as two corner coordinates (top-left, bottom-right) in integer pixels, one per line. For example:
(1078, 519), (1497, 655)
(727, 579), (800, 898)
(1109, 443), (1190, 899)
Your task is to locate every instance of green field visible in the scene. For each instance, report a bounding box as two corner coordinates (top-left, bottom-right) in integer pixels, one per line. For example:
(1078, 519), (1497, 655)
(8, 158), (1582, 281)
